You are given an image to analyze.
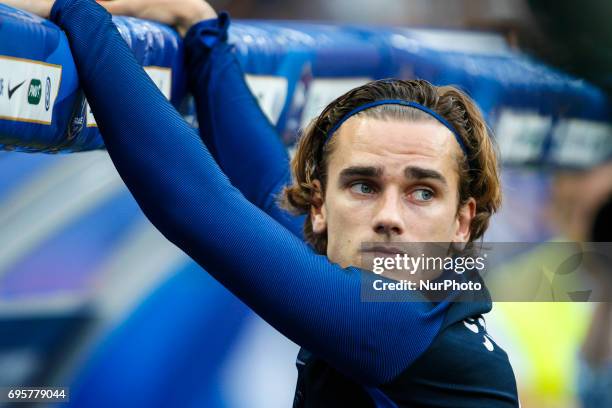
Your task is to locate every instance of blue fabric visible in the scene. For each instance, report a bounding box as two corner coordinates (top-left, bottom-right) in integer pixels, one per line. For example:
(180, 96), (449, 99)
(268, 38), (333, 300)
(49, 0), (446, 386)
(365, 387), (399, 408)
(184, 14), (303, 236)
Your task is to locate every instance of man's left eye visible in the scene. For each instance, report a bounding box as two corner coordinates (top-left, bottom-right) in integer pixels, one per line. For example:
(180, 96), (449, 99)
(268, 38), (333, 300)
(412, 189), (434, 201)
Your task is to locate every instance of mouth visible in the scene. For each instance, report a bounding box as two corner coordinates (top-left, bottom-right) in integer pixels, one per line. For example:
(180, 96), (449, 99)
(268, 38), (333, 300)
(361, 245), (408, 257)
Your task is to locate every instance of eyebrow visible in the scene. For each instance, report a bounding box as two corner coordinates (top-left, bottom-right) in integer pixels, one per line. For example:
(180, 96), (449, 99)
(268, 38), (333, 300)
(337, 165), (447, 187)
(338, 166), (383, 184)
(404, 166), (447, 186)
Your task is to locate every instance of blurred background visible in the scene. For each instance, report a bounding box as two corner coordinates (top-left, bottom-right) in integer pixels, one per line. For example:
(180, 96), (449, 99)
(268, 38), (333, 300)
(1, 0), (612, 407)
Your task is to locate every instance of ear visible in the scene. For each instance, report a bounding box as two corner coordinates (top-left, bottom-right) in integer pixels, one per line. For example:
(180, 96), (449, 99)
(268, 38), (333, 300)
(453, 197), (476, 243)
(310, 179), (327, 234)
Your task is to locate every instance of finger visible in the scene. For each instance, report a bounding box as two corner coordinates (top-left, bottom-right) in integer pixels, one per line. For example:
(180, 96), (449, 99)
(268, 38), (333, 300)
(96, 0), (132, 16)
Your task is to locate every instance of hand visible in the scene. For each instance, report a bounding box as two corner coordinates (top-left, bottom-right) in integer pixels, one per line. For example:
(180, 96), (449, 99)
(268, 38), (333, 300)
(97, 0), (217, 37)
(0, 0), (55, 18)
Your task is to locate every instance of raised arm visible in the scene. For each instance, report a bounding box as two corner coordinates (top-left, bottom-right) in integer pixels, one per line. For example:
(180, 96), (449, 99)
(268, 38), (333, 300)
(48, 0), (446, 385)
(183, 14), (303, 236)
(93, 0), (303, 236)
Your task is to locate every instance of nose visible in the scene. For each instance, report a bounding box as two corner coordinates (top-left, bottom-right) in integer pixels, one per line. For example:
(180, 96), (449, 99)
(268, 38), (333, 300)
(372, 187), (405, 238)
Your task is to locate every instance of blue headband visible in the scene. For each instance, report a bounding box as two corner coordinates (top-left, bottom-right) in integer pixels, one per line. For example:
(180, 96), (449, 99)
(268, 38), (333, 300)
(324, 99), (469, 156)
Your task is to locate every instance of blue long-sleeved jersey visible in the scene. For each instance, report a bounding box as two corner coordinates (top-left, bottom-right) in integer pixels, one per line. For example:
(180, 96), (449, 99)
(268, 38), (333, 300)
(183, 14), (303, 237)
(49, 1), (519, 405)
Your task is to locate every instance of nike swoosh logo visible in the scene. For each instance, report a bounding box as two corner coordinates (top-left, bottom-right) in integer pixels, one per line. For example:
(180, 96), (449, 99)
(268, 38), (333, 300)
(8, 80), (25, 99)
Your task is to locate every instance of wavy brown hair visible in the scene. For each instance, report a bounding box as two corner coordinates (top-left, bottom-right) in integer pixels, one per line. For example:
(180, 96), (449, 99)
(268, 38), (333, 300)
(281, 79), (501, 254)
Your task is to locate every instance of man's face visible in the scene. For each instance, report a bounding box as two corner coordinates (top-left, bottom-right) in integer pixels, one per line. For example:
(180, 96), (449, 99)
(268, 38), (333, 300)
(311, 116), (475, 269)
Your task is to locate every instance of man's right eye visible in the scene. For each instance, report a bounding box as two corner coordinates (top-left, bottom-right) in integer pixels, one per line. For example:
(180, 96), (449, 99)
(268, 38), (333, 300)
(350, 182), (376, 195)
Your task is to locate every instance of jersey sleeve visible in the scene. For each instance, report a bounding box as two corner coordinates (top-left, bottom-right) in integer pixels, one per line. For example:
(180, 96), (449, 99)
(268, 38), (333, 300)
(50, 0), (447, 386)
(183, 14), (303, 237)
